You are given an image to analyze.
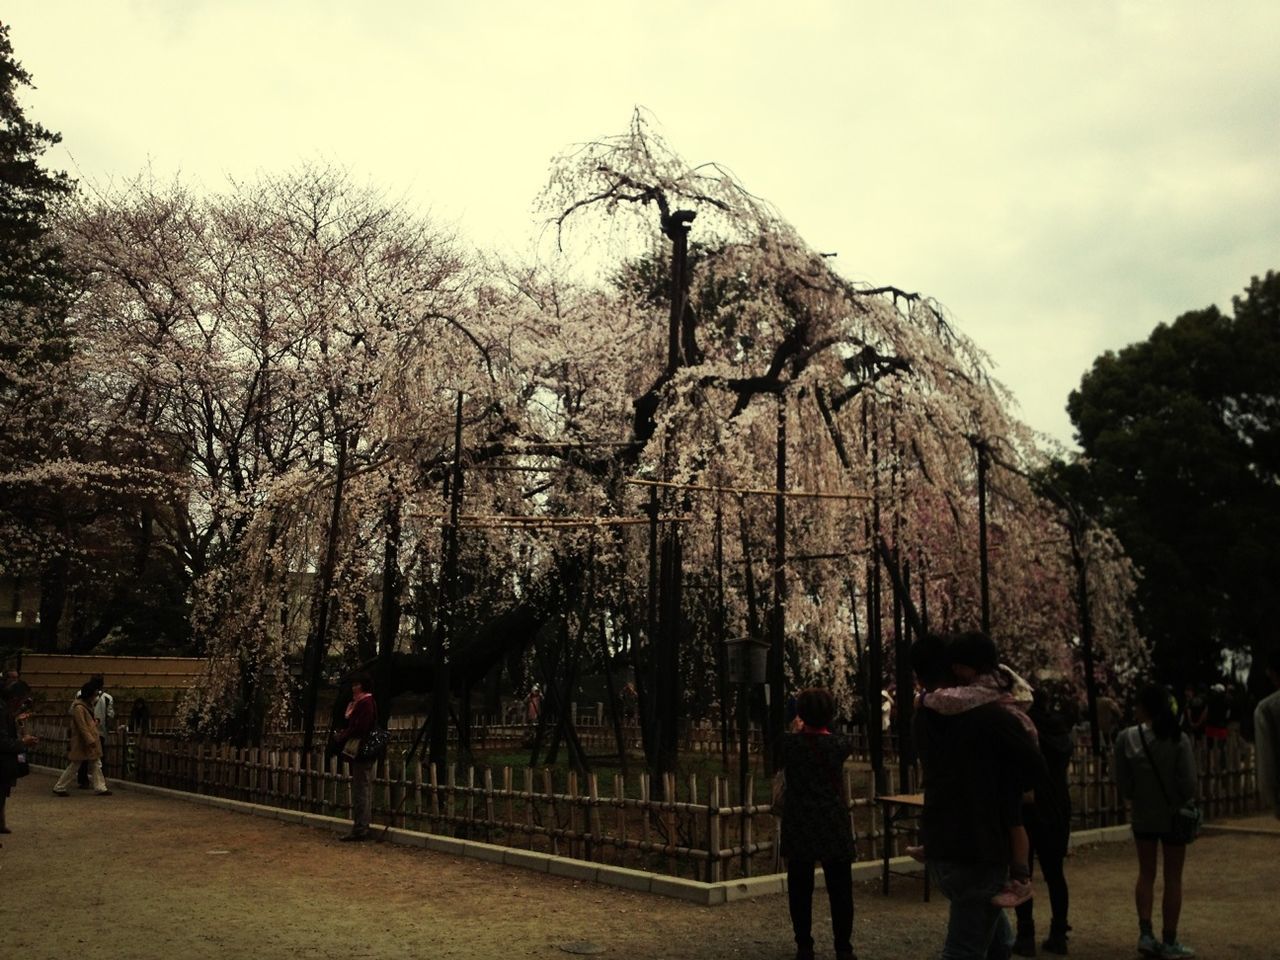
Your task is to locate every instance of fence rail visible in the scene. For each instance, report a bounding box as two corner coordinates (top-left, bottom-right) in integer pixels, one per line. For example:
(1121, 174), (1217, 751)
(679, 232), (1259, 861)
(25, 720), (1261, 881)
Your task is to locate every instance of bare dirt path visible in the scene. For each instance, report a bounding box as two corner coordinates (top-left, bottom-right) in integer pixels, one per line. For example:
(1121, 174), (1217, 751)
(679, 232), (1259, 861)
(3, 772), (1274, 959)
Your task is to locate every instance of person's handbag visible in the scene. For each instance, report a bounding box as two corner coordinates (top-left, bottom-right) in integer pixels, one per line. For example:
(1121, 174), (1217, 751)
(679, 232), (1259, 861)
(341, 737), (361, 760)
(359, 728), (390, 761)
(1138, 727), (1202, 843)
(1170, 798), (1204, 844)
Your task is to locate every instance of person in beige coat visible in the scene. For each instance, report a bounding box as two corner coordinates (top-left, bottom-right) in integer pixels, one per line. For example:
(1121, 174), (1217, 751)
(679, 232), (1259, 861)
(52, 678), (111, 796)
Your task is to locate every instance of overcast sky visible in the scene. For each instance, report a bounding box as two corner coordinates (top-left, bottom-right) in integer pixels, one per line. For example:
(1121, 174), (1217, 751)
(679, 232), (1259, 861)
(8, 1), (1279, 447)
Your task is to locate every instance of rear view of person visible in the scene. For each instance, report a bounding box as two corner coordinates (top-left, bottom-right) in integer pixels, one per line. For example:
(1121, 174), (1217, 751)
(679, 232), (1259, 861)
(1012, 683), (1075, 956)
(1114, 683), (1198, 958)
(912, 632), (1045, 960)
(917, 630), (1038, 909)
(777, 687), (857, 960)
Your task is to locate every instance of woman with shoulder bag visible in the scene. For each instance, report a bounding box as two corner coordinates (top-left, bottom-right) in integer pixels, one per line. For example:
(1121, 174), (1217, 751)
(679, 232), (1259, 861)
(331, 670), (378, 841)
(777, 687), (857, 960)
(1114, 683), (1199, 959)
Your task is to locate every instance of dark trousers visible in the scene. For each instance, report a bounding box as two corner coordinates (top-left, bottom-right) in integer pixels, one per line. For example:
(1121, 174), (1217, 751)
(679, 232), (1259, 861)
(1015, 817), (1070, 939)
(787, 859), (854, 954)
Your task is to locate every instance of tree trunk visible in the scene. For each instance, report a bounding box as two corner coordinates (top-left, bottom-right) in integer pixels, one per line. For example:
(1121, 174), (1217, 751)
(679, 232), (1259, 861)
(300, 427), (350, 758)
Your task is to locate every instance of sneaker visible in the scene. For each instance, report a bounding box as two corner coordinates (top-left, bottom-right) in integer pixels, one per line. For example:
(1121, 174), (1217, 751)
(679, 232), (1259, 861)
(1137, 933), (1161, 957)
(1159, 943), (1195, 958)
(94, 789), (113, 796)
(906, 845), (927, 863)
(52, 789), (69, 797)
(992, 877), (1033, 908)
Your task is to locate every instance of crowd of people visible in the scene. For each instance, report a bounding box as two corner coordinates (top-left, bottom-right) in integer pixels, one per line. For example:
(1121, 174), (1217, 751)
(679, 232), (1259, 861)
(4, 644), (1280, 959)
(0, 669), (160, 825)
(777, 638), (1280, 960)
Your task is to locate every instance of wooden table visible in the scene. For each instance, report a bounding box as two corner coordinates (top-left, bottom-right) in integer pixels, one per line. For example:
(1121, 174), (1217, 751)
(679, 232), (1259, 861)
(876, 792), (929, 900)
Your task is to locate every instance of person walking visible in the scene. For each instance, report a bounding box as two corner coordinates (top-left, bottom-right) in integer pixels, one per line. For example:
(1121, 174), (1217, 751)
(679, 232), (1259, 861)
(1, 679), (39, 834)
(1253, 647), (1280, 820)
(777, 687), (857, 960)
(53, 677), (111, 796)
(1012, 684), (1075, 956)
(94, 683), (116, 776)
(332, 670), (377, 841)
(1114, 683), (1198, 959)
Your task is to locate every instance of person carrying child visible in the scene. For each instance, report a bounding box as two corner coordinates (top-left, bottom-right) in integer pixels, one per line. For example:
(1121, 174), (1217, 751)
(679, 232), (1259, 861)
(916, 631), (1038, 909)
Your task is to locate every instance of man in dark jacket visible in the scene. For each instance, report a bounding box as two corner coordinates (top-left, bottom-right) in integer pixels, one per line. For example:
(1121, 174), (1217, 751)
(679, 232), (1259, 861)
(911, 634), (1046, 960)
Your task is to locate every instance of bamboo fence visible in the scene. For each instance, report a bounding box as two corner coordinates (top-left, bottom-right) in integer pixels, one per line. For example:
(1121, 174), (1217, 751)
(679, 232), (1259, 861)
(25, 720), (1262, 882)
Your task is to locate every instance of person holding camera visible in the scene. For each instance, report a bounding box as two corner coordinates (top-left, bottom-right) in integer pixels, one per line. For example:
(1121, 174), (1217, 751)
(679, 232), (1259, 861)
(1, 679), (39, 834)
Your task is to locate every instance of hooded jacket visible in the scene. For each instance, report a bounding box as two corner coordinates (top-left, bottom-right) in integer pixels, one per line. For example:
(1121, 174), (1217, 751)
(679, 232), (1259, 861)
(68, 698), (103, 763)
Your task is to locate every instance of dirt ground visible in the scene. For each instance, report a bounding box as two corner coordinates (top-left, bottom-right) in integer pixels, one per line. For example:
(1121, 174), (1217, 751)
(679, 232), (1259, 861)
(3, 771), (1275, 960)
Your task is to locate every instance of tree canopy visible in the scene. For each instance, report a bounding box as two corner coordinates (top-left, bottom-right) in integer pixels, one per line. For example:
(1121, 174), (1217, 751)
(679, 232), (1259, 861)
(1067, 270), (1280, 682)
(0, 84), (1148, 757)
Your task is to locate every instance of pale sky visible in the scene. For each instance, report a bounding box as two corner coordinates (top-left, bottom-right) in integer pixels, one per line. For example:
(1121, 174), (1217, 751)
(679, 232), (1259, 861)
(8, 1), (1279, 447)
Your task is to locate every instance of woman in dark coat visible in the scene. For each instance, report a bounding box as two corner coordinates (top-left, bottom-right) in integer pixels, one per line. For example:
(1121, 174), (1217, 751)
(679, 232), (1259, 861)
(1013, 684), (1075, 956)
(778, 687), (857, 960)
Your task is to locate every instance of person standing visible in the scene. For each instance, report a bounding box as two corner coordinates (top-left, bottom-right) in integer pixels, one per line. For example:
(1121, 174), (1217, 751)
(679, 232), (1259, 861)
(1114, 683), (1198, 959)
(332, 670), (377, 841)
(911, 632), (1045, 960)
(1254, 647), (1280, 820)
(1012, 684), (1075, 956)
(526, 685), (543, 726)
(777, 687), (856, 960)
(1, 680), (39, 833)
(94, 683), (116, 775)
(53, 677), (111, 796)
(129, 697), (151, 735)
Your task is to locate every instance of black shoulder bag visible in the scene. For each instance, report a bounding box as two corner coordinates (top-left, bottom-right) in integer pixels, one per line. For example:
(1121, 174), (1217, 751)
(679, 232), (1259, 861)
(1137, 727), (1202, 844)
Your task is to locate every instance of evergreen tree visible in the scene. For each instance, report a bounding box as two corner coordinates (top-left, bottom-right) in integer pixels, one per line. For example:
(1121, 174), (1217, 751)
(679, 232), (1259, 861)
(0, 22), (77, 650)
(0, 21), (74, 393)
(1068, 271), (1280, 683)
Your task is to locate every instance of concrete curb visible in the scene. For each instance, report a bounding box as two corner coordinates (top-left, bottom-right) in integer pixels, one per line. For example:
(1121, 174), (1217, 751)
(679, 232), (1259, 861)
(1201, 823), (1280, 838)
(1067, 824), (1132, 848)
(26, 765), (1139, 905)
